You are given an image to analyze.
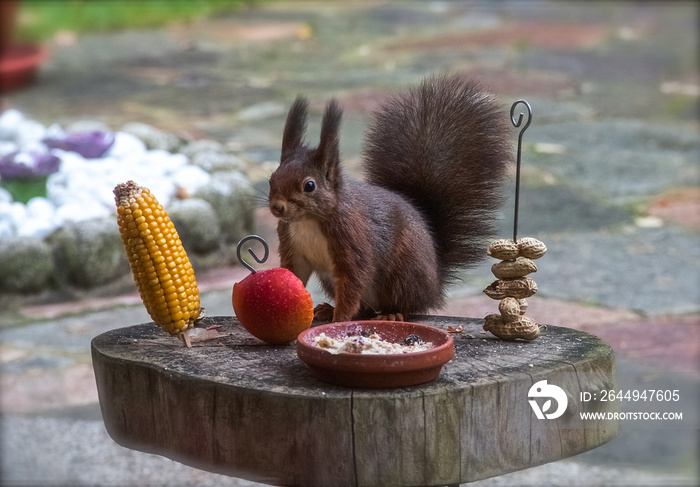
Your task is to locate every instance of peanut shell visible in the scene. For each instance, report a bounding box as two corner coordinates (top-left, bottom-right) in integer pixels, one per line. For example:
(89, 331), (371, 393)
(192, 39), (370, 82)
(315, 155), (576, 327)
(517, 237), (547, 259)
(484, 314), (540, 341)
(518, 298), (528, 316)
(483, 277), (538, 300)
(487, 239), (519, 260)
(498, 297), (521, 321)
(491, 258), (537, 279)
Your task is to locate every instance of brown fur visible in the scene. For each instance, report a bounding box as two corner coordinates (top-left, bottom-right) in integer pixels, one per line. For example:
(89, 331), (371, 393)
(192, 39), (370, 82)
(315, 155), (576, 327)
(269, 74), (511, 322)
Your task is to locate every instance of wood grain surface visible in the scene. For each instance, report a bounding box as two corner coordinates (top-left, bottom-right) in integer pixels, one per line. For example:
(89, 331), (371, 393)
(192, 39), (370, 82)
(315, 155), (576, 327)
(92, 315), (619, 487)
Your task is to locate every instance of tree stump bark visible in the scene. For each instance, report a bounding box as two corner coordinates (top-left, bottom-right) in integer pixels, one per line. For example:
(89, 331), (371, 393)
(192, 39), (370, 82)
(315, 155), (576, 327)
(91, 315), (619, 487)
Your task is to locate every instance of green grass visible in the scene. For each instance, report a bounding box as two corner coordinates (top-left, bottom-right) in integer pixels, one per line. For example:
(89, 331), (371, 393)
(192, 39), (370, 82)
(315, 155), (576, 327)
(16, 0), (252, 42)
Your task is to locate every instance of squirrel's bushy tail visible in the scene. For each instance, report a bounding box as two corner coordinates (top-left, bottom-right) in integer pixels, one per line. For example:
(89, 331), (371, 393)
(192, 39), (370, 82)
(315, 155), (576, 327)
(363, 74), (512, 284)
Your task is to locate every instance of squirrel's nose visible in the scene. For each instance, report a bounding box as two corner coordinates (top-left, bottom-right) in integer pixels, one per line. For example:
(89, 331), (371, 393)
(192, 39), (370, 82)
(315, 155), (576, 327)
(270, 200), (286, 218)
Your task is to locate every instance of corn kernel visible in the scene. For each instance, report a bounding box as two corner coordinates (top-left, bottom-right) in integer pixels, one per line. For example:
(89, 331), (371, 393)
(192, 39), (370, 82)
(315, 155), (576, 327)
(114, 181), (200, 345)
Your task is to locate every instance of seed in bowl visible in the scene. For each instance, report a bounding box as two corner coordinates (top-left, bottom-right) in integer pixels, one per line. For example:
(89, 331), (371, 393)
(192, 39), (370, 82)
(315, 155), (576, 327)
(313, 332), (434, 355)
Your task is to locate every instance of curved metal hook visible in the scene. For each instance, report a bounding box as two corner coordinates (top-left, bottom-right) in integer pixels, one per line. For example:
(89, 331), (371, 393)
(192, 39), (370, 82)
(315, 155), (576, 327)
(510, 99), (533, 134)
(510, 99), (533, 243)
(236, 235), (269, 274)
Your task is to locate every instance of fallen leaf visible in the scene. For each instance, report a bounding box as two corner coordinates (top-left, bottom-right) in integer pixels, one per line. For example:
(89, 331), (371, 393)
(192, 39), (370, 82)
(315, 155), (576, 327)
(189, 327), (229, 342)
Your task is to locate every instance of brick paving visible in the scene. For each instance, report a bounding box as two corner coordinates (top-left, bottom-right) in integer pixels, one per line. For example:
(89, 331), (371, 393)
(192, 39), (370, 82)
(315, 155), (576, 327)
(1, 1), (698, 486)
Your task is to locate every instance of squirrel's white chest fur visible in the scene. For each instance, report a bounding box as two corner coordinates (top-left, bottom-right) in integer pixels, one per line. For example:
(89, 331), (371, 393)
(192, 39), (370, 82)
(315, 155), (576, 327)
(288, 219), (334, 275)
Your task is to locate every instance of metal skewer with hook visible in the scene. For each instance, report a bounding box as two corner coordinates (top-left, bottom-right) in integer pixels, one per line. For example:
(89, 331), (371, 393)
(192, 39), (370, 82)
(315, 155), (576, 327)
(510, 99), (532, 243)
(236, 235), (269, 273)
(481, 98), (545, 342)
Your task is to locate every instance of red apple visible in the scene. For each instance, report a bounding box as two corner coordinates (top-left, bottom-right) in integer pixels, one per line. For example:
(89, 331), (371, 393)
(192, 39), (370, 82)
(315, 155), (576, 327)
(232, 267), (314, 344)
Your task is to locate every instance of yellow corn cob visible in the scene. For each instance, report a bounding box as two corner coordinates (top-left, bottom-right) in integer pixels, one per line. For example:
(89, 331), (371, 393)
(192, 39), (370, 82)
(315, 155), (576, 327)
(113, 181), (200, 346)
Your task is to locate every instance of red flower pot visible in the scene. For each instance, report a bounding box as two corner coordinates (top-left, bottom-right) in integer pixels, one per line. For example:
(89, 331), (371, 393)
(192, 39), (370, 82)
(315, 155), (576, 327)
(0, 44), (47, 93)
(0, 1), (19, 56)
(0, 1), (47, 93)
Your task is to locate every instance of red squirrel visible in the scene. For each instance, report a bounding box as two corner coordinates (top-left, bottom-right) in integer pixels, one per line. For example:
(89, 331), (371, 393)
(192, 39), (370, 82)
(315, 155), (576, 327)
(268, 74), (512, 322)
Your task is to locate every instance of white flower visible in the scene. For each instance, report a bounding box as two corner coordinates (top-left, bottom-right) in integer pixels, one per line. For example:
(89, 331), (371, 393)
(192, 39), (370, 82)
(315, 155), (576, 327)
(17, 217), (58, 239)
(16, 120), (47, 146)
(0, 141), (18, 157)
(0, 218), (13, 238)
(0, 109), (25, 141)
(55, 199), (110, 223)
(0, 187), (12, 204)
(170, 164), (211, 195)
(25, 197), (55, 221)
(106, 132), (146, 158)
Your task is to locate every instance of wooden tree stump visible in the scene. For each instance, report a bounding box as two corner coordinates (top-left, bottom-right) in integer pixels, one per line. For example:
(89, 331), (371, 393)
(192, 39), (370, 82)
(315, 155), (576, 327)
(92, 316), (619, 487)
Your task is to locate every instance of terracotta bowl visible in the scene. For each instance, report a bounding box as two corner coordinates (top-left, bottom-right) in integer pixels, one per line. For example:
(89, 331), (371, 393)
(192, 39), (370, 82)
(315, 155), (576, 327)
(296, 321), (454, 388)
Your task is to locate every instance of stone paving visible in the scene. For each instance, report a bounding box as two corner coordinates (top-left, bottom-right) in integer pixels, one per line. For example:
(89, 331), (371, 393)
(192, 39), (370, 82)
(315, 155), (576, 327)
(1, 2), (699, 486)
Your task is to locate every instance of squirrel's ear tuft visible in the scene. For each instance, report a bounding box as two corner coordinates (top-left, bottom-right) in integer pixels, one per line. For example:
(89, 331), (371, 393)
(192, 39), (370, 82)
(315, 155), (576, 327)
(281, 96), (308, 161)
(317, 99), (342, 178)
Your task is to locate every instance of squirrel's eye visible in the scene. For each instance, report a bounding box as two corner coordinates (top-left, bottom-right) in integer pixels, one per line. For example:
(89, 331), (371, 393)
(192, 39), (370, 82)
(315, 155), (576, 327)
(303, 180), (316, 193)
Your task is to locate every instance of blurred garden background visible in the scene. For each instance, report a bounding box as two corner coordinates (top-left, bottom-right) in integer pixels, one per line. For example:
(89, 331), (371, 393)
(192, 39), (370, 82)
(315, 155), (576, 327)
(14, 1), (251, 41)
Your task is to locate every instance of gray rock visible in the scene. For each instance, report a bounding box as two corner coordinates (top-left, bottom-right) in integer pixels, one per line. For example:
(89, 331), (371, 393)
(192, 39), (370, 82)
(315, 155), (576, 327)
(0, 236), (55, 293)
(120, 122), (187, 153)
(48, 218), (129, 289)
(181, 139), (247, 173)
(65, 120), (112, 134)
(190, 151), (245, 173)
(180, 139), (226, 159)
(167, 198), (221, 255)
(235, 101), (286, 121)
(195, 171), (255, 246)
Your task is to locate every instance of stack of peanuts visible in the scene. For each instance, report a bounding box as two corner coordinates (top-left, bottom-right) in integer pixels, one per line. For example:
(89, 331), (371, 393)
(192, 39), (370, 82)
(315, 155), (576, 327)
(483, 237), (547, 341)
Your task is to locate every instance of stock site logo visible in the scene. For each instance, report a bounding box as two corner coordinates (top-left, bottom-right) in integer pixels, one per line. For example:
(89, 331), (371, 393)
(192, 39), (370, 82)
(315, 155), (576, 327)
(528, 380), (568, 419)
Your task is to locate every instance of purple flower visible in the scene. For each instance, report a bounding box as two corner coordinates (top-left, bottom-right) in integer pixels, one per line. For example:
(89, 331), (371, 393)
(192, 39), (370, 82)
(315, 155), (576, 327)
(43, 130), (115, 159)
(0, 151), (61, 179)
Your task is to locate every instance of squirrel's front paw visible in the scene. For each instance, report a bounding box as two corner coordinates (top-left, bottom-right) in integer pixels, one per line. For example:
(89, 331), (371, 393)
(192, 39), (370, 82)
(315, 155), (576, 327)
(372, 312), (405, 322)
(313, 303), (335, 323)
